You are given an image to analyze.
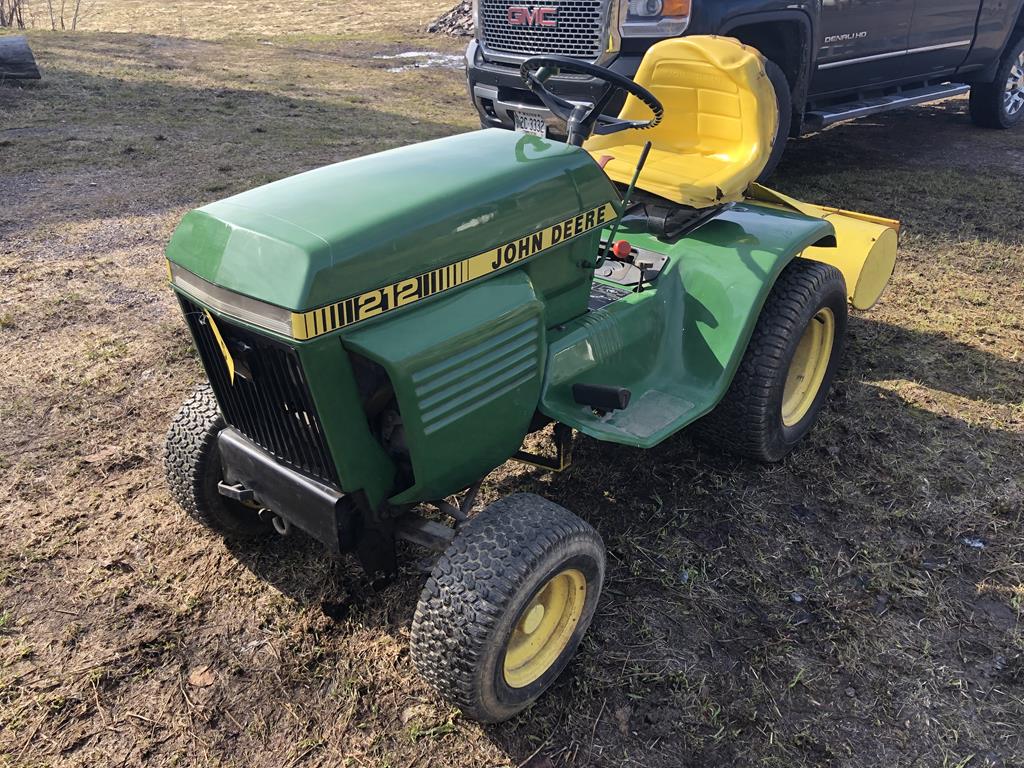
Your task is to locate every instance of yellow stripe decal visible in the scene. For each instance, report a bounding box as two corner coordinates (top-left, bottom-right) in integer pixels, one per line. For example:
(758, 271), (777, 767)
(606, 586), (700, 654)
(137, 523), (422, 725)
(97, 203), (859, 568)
(290, 202), (618, 340)
(204, 309), (236, 385)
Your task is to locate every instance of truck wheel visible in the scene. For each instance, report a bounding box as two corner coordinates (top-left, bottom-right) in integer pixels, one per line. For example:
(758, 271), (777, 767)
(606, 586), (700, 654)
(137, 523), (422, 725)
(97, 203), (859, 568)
(756, 59), (792, 182)
(165, 384), (270, 538)
(410, 494), (605, 723)
(969, 37), (1024, 129)
(695, 260), (848, 462)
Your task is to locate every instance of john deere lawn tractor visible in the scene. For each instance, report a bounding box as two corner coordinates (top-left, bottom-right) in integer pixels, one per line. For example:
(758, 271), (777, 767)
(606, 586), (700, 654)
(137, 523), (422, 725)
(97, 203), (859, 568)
(164, 37), (899, 722)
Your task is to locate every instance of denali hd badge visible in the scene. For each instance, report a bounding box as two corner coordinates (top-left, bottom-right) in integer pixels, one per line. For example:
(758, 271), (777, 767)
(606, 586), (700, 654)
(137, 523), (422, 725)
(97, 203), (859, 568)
(507, 5), (558, 26)
(824, 31), (868, 43)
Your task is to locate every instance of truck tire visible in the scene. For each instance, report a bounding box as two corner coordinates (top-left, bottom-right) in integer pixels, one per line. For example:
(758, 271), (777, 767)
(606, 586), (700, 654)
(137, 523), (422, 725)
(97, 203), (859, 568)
(165, 384), (270, 538)
(410, 494), (605, 723)
(969, 37), (1024, 129)
(756, 59), (792, 182)
(694, 259), (848, 462)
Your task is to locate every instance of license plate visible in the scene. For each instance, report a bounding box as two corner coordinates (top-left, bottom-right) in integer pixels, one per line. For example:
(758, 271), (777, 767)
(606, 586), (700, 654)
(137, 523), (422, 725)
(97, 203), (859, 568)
(512, 111), (547, 138)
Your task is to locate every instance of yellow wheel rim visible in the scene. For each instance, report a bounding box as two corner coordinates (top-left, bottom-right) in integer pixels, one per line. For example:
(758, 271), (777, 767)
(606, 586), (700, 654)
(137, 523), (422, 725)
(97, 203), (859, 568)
(781, 308), (835, 427)
(503, 568), (587, 689)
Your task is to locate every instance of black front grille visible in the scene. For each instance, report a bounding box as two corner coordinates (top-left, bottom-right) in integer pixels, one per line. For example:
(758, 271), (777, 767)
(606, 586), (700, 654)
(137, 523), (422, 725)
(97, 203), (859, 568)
(179, 296), (340, 487)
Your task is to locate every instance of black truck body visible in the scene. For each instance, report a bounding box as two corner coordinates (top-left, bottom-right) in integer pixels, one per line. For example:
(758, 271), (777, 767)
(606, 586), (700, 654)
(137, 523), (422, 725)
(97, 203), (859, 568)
(467, 0), (1024, 148)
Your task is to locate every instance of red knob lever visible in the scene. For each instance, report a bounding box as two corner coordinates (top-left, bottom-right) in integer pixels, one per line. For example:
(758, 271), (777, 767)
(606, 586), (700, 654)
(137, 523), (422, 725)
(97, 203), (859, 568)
(611, 240), (632, 260)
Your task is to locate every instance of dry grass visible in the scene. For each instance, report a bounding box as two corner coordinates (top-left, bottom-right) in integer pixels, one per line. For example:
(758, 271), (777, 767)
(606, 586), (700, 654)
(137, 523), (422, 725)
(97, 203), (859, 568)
(1, 6), (1023, 767)
(78, 0), (454, 40)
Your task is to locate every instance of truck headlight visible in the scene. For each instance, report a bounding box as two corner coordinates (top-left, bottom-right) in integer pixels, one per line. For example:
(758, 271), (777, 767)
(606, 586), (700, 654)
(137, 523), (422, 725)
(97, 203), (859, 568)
(621, 0), (690, 37)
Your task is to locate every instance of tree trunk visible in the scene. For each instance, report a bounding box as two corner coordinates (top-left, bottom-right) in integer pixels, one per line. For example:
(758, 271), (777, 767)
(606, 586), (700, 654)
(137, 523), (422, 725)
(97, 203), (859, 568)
(0, 35), (40, 79)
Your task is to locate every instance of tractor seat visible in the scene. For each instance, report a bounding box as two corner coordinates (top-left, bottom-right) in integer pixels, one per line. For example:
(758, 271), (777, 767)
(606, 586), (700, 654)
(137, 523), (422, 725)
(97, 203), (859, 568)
(584, 36), (778, 210)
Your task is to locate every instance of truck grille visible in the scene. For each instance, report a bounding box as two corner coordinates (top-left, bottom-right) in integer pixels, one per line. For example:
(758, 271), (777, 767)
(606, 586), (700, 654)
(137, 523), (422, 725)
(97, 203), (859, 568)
(179, 296), (340, 487)
(480, 0), (606, 60)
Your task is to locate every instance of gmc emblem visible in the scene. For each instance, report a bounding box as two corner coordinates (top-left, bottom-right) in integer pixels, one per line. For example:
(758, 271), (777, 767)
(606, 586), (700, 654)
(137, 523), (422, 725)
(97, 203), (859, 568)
(507, 5), (558, 26)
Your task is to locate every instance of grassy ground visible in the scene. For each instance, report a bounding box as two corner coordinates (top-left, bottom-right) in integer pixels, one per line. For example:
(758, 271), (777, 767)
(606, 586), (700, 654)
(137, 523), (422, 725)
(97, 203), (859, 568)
(2, 5), (1022, 767)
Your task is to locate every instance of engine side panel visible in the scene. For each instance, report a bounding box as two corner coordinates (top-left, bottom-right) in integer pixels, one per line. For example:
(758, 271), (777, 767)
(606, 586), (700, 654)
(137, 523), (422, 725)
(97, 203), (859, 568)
(343, 270), (545, 504)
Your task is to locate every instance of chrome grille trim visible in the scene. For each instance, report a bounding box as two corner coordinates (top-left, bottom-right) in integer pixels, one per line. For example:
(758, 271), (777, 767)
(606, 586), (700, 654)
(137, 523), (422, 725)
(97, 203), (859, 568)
(479, 0), (609, 61)
(170, 262), (293, 338)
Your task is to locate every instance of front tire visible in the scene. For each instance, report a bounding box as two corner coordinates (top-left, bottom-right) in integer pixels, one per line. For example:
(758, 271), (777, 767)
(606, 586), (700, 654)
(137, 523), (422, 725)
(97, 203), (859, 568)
(410, 494), (605, 723)
(165, 384), (270, 538)
(969, 37), (1024, 129)
(694, 260), (848, 462)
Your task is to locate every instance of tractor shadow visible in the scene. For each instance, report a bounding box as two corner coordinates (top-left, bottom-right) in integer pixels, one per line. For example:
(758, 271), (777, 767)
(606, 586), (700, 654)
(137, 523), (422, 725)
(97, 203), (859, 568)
(214, 313), (1022, 766)
(221, 530), (427, 632)
(849, 316), (1024, 404)
(475, 315), (1023, 765)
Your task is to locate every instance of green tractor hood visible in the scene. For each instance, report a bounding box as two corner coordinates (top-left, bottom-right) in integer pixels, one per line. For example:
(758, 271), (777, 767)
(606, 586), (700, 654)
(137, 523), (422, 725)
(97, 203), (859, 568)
(166, 129), (617, 312)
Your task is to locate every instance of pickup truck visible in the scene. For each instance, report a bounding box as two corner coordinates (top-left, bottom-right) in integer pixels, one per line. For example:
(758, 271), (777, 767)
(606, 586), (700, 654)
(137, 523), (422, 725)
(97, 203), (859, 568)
(466, 0), (1024, 175)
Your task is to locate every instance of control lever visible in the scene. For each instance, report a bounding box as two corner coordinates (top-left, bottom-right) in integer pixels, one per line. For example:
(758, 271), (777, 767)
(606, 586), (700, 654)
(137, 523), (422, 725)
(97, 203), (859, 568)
(585, 141), (652, 269)
(635, 253), (657, 293)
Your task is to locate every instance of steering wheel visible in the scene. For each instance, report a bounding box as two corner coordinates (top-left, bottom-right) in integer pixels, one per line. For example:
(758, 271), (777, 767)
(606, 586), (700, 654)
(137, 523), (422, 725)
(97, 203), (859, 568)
(520, 55), (663, 147)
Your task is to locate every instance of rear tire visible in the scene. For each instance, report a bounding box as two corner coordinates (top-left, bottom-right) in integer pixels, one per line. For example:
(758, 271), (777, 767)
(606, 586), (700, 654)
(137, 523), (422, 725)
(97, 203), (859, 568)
(969, 37), (1024, 129)
(694, 260), (848, 462)
(756, 59), (792, 182)
(165, 384), (270, 538)
(410, 494), (605, 723)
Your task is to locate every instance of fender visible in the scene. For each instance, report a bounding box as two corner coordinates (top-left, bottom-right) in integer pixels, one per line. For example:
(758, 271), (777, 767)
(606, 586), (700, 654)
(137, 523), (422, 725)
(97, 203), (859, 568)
(538, 204), (835, 448)
(958, 0), (1024, 78)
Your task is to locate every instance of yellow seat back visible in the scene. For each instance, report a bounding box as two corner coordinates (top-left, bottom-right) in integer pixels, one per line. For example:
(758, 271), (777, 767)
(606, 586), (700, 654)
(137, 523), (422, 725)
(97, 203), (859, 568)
(585, 36), (778, 208)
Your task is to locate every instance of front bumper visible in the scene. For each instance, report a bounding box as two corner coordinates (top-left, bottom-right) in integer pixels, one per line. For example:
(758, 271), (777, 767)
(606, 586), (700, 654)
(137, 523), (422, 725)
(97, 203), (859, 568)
(466, 39), (642, 133)
(218, 427), (354, 552)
